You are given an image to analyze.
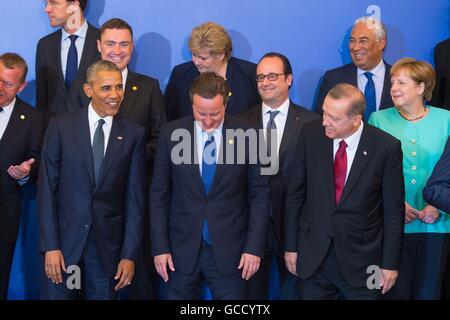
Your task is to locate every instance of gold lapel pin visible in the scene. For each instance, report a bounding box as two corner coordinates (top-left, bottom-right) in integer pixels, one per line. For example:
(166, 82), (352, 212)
(228, 91), (232, 97)
(228, 139), (234, 144)
(132, 86), (138, 91)
(118, 136), (123, 140)
(363, 150), (367, 156)
(20, 115), (25, 120)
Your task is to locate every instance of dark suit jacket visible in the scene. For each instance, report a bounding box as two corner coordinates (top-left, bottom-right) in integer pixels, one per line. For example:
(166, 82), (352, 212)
(239, 101), (320, 243)
(150, 115), (270, 276)
(164, 57), (261, 121)
(423, 136), (450, 213)
(38, 107), (146, 277)
(36, 23), (100, 123)
(430, 38), (450, 110)
(67, 70), (167, 165)
(315, 62), (393, 113)
(0, 98), (44, 243)
(284, 121), (405, 287)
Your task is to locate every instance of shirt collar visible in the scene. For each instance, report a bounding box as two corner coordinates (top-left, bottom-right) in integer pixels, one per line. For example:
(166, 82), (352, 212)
(122, 67), (128, 86)
(88, 103), (113, 128)
(0, 98), (16, 116)
(262, 98), (290, 116)
(62, 19), (88, 40)
(334, 121), (364, 151)
(357, 59), (385, 78)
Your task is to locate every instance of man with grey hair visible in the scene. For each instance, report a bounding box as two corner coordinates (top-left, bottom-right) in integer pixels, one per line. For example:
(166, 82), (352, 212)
(315, 16), (393, 119)
(38, 60), (147, 299)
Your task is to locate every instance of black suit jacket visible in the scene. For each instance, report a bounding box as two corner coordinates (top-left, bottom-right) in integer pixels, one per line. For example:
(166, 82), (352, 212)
(38, 108), (147, 277)
(239, 101), (320, 243)
(0, 98), (44, 243)
(430, 38), (450, 110)
(164, 57), (261, 121)
(315, 62), (393, 113)
(150, 115), (270, 276)
(36, 23), (100, 123)
(285, 121), (405, 287)
(423, 136), (450, 213)
(67, 70), (167, 165)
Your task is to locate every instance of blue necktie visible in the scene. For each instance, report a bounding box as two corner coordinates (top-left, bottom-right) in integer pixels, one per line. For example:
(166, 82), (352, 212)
(92, 119), (105, 185)
(65, 35), (79, 89)
(364, 72), (376, 120)
(202, 134), (216, 244)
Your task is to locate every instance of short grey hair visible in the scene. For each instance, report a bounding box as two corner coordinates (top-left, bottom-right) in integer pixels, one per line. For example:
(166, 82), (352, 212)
(354, 16), (387, 40)
(86, 60), (121, 85)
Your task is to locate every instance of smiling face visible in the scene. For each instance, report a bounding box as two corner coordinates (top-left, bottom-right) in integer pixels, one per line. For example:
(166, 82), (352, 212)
(257, 56), (292, 108)
(0, 62), (27, 108)
(390, 69), (425, 110)
(98, 28), (133, 71)
(83, 70), (123, 117)
(349, 21), (386, 71)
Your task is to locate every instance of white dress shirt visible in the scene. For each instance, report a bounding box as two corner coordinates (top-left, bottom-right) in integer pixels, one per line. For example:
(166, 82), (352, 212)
(61, 20), (88, 80)
(195, 121), (223, 176)
(333, 122), (364, 183)
(122, 67), (128, 91)
(0, 98), (15, 140)
(88, 103), (113, 155)
(357, 60), (386, 111)
(262, 98), (289, 155)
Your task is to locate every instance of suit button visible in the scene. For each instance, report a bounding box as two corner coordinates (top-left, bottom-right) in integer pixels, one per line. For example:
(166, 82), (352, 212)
(411, 165), (417, 170)
(410, 138), (417, 144)
(411, 179), (417, 184)
(411, 151), (417, 157)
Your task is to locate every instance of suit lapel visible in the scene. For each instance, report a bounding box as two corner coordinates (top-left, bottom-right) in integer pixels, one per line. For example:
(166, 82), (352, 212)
(73, 108), (95, 188)
(279, 103), (299, 157)
(0, 100), (25, 149)
(338, 125), (373, 205)
(120, 71), (139, 118)
(53, 30), (67, 93)
(321, 133), (336, 205)
(77, 24), (98, 77)
(380, 63), (392, 110)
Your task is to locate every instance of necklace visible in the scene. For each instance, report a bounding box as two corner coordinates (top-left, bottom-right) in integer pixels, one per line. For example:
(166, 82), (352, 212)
(397, 107), (427, 121)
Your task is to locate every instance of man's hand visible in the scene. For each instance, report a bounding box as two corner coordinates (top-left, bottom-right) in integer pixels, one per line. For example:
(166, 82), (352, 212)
(7, 158), (35, 180)
(380, 269), (398, 294)
(420, 205), (440, 224)
(238, 253), (261, 280)
(45, 250), (66, 284)
(154, 254), (175, 282)
(284, 252), (298, 276)
(114, 259), (135, 291)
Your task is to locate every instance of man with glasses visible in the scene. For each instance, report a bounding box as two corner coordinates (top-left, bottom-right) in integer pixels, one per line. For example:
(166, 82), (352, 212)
(315, 16), (393, 120)
(36, 0), (99, 124)
(240, 52), (319, 299)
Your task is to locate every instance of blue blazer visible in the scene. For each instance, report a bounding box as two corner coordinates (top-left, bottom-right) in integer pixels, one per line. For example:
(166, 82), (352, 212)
(150, 115), (270, 276)
(423, 136), (450, 213)
(164, 57), (261, 121)
(38, 107), (147, 277)
(315, 62), (393, 113)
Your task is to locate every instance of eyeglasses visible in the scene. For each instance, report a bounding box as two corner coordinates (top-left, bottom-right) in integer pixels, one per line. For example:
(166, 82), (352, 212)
(256, 73), (286, 82)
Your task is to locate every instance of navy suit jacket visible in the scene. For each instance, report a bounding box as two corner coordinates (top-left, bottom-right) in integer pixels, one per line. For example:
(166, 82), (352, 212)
(0, 98), (44, 243)
(38, 107), (146, 277)
(164, 57), (261, 121)
(430, 38), (450, 110)
(36, 23), (100, 124)
(239, 101), (320, 243)
(315, 62), (393, 113)
(150, 115), (270, 276)
(423, 136), (450, 213)
(284, 121), (405, 287)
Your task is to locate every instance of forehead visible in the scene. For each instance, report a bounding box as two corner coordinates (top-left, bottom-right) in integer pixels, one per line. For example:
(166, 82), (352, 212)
(0, 64), (23, 81)
(92, 70), (122, 85)
(323, 96), (352, 115)
(101, 28), (132, 41)
(350, 22), (376, 38)
(257, 57), (283, 72)
(192, 94), (225, 111)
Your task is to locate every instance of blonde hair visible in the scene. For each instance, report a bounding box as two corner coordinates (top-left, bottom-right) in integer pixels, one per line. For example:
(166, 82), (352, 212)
(391, 57), (436, 101)
(188, 22), (232, 60)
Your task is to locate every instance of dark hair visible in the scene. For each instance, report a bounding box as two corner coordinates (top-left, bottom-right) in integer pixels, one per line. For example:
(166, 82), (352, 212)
(86, 60), (121, 85)
(259, 52), (293, 75)
(0, 52), (28, 83)
(100, 18), (133, 39)
(67, 0), (87, 12)
(189, 72), (230, 106)
(327, 83), (366, 116)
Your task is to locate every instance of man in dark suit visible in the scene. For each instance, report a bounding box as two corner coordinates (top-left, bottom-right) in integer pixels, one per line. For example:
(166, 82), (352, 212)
(0, 53), (44, 300)
(423, 136), (450, 299)
(240, 52), (320, 299)
(430, 38), (450, 110)
(68, 18), (166, 299)
(38, 60), (146, 300)
(285, 83), (405, 299)
(151, 72), (270, 299)
(315, 17), (393, 118)
(36, 0), (99, 123)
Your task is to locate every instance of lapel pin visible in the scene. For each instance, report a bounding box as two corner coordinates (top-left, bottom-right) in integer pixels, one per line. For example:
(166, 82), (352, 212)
(228, 139), (234, 144)
(363, 150), (367, 156)
(228, 91), (232, 97)
(118, 136), (123, 140)
(132, 85), (138, 91)
(20, 115), (25, 120)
